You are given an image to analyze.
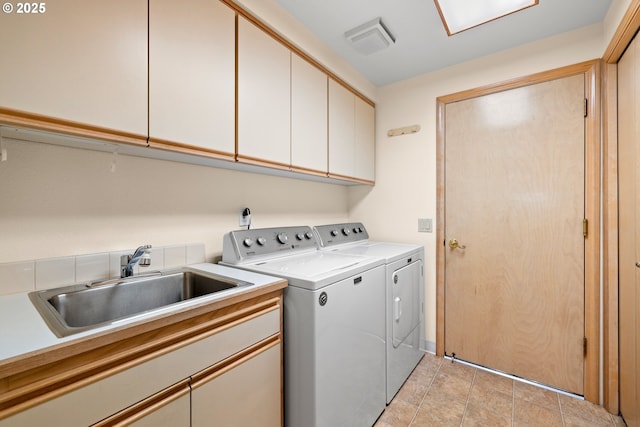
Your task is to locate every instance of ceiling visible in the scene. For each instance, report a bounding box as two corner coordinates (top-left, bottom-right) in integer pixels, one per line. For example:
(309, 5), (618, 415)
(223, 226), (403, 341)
(272, 0), (613, 86)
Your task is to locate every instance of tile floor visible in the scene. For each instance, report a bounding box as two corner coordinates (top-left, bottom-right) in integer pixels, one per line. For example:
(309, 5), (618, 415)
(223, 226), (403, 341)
(375, 353), (626, 427)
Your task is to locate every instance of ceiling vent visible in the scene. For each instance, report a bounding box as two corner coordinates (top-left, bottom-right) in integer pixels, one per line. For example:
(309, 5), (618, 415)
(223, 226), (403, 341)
(345, 18), (395, 55)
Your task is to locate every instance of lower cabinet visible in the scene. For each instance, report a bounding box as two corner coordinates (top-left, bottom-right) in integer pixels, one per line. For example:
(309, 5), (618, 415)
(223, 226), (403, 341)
(0, 293), (283, 427)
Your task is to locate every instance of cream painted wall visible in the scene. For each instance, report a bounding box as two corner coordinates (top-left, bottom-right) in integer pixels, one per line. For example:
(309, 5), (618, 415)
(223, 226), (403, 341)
(604, 0), (632, 45)
(349, 23), (606, 345)
(0, 138), (349, 266)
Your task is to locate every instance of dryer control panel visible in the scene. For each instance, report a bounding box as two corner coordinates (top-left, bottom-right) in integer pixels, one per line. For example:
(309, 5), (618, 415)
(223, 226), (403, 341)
(314, 222), (369, 247)
(222, 226), (318, 263)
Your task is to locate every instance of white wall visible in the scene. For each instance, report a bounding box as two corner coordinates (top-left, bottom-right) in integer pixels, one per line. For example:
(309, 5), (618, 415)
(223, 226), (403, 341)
(349, 23), (606, 345)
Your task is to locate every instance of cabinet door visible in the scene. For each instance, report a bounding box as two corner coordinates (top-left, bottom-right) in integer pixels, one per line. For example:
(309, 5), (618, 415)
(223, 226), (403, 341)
(238, 17), (291, 167)
(291, 54), (328, 174)
(328, 79), (355, 178)
(192, 343), (282, 427)
(0, 0), (147, 137)
(149, 0), (235, 157)
(355, 98), (375, 182)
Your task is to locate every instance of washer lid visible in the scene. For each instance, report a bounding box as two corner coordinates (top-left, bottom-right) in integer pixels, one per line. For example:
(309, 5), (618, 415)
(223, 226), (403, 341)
(325, 242), (424, 263)
(245, 251), (384, 290)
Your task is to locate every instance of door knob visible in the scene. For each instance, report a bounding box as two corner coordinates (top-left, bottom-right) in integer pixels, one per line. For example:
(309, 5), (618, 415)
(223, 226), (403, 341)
(636, 262), (640, 268)
(449, 239), (466, 250)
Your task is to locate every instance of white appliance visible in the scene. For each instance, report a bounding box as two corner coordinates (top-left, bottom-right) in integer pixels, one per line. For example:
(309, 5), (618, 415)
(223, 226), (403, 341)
(221, 226), (386, 427)
(314, 222), (425, 403)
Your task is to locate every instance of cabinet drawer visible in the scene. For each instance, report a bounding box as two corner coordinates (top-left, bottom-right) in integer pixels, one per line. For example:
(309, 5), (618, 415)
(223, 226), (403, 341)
(1, 307), (280, 427)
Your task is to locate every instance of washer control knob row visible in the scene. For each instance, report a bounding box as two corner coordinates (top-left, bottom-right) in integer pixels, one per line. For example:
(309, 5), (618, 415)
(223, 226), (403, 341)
(244, 236), (269, 248)
(353, 226), (364, 233)
(277, 233), (288, 244)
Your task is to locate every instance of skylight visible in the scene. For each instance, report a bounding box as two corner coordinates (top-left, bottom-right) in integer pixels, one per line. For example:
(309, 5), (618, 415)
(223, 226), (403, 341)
(434, 0), (538, 35)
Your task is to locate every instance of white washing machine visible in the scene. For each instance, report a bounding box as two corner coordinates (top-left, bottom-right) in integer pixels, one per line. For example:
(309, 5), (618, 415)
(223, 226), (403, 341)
(221, 226), (386, 427)
(314, 223), (425, 403)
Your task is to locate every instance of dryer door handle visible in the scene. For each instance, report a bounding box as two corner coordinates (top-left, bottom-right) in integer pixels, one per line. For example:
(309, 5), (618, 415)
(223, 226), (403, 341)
(394, 296), (402, 321)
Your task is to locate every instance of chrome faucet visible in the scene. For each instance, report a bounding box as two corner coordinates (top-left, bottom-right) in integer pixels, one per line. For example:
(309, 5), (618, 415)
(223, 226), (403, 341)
(120, 245), (152, 278)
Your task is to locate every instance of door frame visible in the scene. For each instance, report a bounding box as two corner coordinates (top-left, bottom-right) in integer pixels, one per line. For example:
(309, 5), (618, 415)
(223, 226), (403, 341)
(601, 0), (640, 415)
(435, 60), (601, 404)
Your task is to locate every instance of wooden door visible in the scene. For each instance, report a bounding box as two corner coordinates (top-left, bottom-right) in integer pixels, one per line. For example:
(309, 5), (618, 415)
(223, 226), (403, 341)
(618, 32), (640, 427)
(444, 74), (586, 394)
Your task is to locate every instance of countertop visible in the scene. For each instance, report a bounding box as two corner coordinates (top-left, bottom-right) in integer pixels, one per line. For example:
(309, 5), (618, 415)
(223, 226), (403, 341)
(0, 263), (287, 365)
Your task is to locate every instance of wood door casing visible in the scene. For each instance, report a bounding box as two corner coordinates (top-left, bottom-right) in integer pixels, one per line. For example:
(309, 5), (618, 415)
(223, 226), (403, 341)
(435, 60), (601, 402)
(618, 33), (640, 427)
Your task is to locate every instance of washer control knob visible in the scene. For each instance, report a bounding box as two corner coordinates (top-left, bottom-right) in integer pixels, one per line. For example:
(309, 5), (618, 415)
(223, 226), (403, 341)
(256, 237), (266, 246)
(295, 233), (304, 241)
(243, 238), (253, 248)
(277, 233), (288, 244)
(331, 229), (339, 237)
(305, 231), (314, 240)
(342, 228), (351, 236)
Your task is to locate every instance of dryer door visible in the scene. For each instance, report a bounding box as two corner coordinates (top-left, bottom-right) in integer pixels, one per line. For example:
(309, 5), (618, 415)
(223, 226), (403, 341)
(392, 261), (422, 348)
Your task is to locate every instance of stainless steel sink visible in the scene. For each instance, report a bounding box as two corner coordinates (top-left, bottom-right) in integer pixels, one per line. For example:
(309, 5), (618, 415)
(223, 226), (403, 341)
(29, 270), (254, 337)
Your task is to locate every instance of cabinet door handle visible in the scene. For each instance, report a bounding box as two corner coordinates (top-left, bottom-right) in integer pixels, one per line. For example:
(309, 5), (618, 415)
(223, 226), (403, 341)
(636, 262), (640, 268)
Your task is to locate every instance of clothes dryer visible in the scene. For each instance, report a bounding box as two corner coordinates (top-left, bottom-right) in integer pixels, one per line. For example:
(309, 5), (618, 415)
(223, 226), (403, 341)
(314, 222), (425, 403)
(221, 226), (386, 427)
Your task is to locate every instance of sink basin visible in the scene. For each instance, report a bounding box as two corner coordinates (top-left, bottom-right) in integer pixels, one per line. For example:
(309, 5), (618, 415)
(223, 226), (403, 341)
(29, 270), (254, 337)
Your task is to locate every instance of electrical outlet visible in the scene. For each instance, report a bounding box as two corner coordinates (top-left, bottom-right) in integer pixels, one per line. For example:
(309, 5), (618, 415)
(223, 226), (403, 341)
(418, 218), (432, 233)
(239, 207), (251, 227)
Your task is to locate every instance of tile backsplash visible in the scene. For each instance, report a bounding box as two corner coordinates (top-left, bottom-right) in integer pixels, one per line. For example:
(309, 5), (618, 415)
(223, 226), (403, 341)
(0, 243), (206, 296)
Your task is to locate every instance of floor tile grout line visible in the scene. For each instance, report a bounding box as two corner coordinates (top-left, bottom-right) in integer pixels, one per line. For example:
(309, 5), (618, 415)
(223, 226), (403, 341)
(459, 366), (477, 426)
(557, 391), (566, 427)
(512, 378), (516, 426)
(408, 357), (443, 427)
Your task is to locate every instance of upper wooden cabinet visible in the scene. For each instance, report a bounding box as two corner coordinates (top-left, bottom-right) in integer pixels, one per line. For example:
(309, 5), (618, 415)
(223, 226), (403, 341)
(0, 0), (374, 184)
(238, 16), (291, 168)
(291, 53), (328, 175)
(328, 79), (375, 183)
(0, 0), (148, 141)
(149, 0), (235, 158)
